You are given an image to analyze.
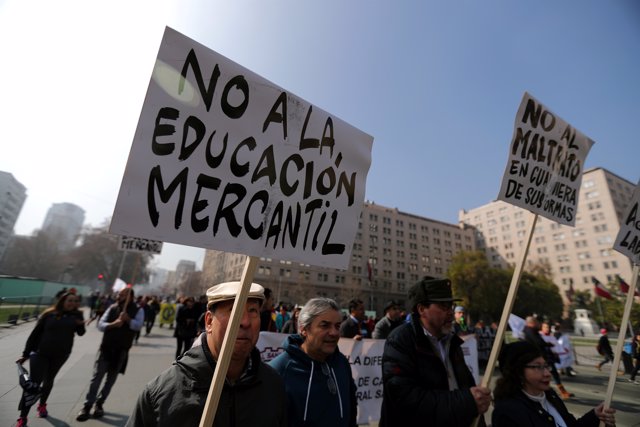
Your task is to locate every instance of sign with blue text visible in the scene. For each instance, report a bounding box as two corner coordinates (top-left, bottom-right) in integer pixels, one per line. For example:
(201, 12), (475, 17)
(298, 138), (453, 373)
(110, 27), (373, 269)
(498, 92), (594, 226)
(613, 180), (640, 264)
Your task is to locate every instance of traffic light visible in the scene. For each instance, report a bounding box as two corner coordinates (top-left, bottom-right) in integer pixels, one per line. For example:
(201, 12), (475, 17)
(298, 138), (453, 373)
(98, 274), (104, 280)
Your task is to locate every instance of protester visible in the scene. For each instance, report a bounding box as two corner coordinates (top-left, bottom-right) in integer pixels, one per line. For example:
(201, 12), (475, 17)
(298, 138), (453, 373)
(596, 328), (615, 371)
(339, 299), (367, 339)
(281, 305), (301, 334)
(275, 304), (290, 332)
(260, 287), (277, 332)
(548, 322), (578, 377)
(522, 315), (573, 399)
(15, 293), (85, 427)
(380, 276), (491, 426)
(144, 296), (160, 336)
(453, 305), (473, 336)
(76, 287), (143, 421)
(493, 341), (616, 427)
(174, 297), (198, 359)
(270, 297), (357, 427)
(629, 330), (640, 384)
(127, 281), (287, 427)
(372, 300), (402, 339)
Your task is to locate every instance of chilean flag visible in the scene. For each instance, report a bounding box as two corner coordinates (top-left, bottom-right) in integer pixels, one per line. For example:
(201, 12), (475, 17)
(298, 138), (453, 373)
(592, 277), (613, 300)
(617, 274), (640, 297)
(367, 259), (373, 283)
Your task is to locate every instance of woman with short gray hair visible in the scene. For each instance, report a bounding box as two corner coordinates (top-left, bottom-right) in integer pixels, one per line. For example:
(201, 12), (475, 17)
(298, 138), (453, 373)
(270, 298), (357, 427)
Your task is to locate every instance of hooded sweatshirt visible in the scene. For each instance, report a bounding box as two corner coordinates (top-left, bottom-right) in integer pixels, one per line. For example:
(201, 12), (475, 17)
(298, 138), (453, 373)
(269, 334), (357, 427)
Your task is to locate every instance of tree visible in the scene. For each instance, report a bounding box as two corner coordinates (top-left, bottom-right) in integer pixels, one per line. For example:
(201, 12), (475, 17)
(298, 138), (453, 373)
(448, 251), (563, 324)
(0, 231), (67, 280)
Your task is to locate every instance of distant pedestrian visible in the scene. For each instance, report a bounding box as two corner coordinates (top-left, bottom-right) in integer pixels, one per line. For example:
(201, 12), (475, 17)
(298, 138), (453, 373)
(629, 331), (640, 384)
(596, 328), (614, 371)
(144, 296), (160, 336)
(260, 288), (277, 332)
(174, 297), (198, 359)
(372, 300), (402, 339)
(275, 304), (290, 332)
(76, 287), (143, 421)
(281, 305), (301, 334)
(16, 293), (85, 427)
(339, 299), (367, 340)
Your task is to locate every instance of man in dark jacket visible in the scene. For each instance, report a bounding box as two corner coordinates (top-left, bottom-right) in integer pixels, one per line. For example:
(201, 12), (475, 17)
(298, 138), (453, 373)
(339, 299), (367, 339)
(372, 300), (402, 339)
(380, 276), (491, 427)
(126, 281), (287, 427)
(77, 287), (143, 421)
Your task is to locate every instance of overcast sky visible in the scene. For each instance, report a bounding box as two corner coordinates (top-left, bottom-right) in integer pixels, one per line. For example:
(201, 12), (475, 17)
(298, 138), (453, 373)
(1, 0), (639, 272)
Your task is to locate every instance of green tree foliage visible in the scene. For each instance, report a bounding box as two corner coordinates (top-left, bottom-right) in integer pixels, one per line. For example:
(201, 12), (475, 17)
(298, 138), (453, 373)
(447, 251), (563, 324)
(581, 279), (640, 332)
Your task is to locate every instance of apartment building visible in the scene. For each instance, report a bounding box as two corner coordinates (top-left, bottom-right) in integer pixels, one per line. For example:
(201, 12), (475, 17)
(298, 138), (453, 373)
(42, 202), (85, 251)
(458, 167), (636, 303)
(0, 171), (27, 261)
(201, 201), (477, 315)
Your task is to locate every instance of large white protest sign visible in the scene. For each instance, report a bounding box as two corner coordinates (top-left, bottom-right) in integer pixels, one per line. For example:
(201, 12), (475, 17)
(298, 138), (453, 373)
(110, 27), (373, 270)
(255, 332), (478, 424)
(498, 92), (594, 226)
(613, 180), (640, 264)
(118, 235), (163, 255)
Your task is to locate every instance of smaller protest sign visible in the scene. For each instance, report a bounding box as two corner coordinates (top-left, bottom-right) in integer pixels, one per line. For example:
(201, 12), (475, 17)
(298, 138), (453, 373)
(498, 92), (594, 226)
(118, 235), (163, 255)
(613, 180), (640, 264)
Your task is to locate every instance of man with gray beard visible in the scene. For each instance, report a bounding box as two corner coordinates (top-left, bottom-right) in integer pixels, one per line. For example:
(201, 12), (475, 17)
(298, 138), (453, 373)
(380, 276), (491, 427)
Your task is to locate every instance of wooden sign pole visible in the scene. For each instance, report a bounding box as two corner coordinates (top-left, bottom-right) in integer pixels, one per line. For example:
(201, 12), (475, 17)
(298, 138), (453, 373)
(198, 256), (259, 427)
(600, 264), (639, 426)
(472, 212), (538, 427)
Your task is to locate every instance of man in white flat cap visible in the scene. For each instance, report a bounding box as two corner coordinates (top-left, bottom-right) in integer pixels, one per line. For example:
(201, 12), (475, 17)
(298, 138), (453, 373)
(126, 282), (287, 427)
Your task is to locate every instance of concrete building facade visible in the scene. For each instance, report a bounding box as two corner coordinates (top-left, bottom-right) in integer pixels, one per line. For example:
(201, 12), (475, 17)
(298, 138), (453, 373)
(458, 167), (636, 303)
(201, 201), (477, 315)
(0, 171), (27, 261)
(42, 202), (85, 251)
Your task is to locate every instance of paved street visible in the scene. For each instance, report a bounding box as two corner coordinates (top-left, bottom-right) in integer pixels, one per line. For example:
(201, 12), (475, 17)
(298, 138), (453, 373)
(1, 313), (639, 426)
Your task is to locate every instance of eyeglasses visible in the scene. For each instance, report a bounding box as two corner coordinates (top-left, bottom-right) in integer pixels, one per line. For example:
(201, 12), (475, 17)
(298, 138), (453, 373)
(525, 363), (551, 372)
(432, 302), (455, 311)
(320, 362), (337, 394)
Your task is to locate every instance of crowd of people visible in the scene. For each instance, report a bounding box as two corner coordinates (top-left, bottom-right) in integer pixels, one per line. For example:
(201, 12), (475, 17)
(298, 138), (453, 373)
(14, 275), (633, 427)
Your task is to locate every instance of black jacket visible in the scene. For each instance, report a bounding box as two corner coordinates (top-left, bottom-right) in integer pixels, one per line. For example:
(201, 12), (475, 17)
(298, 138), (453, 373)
(492, 389), (599, 427)
(380, 313), (484, 427)
(127, 333), (287, 427)
(23, 310), (85, 358)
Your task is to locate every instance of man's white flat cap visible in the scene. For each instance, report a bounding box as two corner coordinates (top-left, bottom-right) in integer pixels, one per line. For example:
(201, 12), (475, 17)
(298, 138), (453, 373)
(206, 281), (265, 308)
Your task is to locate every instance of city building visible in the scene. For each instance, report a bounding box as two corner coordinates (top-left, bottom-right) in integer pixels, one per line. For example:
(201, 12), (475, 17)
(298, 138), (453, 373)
(458, 167), (636, 304)
(0, 171), (27, 261)
(41, 202), (85, 251)
(201, 201), (477, 315)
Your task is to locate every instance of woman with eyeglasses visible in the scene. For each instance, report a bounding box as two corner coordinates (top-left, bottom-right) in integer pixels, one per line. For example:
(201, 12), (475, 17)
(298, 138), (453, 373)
(270, 297), (357, 427)
(492, 341), (616, 427)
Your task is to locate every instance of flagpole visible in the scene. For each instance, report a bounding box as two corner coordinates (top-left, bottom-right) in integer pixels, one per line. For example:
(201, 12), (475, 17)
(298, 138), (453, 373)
(595, 297), (605, 326)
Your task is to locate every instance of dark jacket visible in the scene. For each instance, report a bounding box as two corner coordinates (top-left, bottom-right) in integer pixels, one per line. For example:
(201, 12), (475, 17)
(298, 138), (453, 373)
(339, 316), (366, 338)
(127, 333), (287, 427)
(380, 313), (483, 427)
(269, 334), (357, 427)
(598, 335), (613, 357)
(174, 305), (198, 339)
(23, 310), (85, 358)
(492, 389), (599, 427)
